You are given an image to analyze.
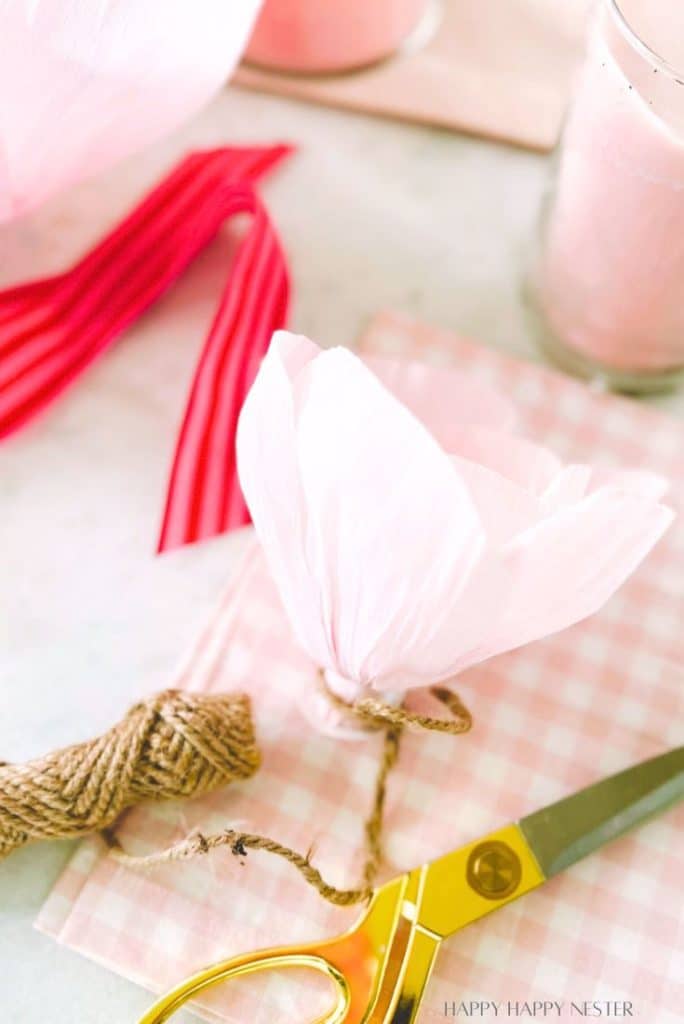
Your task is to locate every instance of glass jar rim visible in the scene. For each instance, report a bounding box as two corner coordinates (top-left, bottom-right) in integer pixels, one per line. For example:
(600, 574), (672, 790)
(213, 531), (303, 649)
(608, 0), (684, 83)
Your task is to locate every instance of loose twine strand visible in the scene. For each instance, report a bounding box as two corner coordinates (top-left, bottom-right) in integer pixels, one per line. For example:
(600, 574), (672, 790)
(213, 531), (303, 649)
(106, 678), (472, 906)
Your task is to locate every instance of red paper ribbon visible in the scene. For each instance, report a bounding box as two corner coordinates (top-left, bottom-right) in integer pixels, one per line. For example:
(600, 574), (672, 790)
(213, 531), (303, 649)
(0, 145), (291, 551)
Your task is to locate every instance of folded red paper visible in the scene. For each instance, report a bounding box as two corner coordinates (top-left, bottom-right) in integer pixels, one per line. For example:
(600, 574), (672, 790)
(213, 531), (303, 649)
(0, 145), (292, 552)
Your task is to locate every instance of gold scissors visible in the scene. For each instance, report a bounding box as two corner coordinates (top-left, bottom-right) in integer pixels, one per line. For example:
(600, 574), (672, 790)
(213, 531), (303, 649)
(139, 747), (683, 1023)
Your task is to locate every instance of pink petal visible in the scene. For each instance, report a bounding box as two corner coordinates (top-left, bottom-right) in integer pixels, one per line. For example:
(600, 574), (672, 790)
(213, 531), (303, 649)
(294, 346), (485, 688)
(540, 464), (592, 515)
(461, 488), (674, 669)
(589, 466), (670, 502)
(366, 549), (513, 691)
(445, 426), (563, 495)
(449, 455), (542, 545)
(237, 332), (331, 667)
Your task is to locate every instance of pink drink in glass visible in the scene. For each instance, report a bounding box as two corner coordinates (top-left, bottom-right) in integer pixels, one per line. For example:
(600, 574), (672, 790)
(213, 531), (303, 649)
(536, 0), (684, 389)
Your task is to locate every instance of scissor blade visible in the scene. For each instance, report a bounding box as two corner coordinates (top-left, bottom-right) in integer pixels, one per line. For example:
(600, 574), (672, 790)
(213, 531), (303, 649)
(519, 747), (684, 878)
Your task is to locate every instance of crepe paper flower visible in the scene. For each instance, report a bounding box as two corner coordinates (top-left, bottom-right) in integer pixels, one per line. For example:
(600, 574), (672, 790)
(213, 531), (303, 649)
(237, 331), (673, 731)
(0, 0), (262, 221)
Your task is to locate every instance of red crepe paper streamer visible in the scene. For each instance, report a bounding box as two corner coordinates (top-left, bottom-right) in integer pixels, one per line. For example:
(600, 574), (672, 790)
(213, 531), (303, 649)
(0, 145), (292, 552)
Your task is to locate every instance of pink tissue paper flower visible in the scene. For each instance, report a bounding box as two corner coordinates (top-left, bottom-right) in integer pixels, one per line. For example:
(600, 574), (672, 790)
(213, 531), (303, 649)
(237, 331), (673, 727)
(0, 0), (262, 221)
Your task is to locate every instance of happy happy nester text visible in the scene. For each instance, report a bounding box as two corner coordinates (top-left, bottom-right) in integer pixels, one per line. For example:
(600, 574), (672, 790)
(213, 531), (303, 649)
(443, 1002), (634, 1018)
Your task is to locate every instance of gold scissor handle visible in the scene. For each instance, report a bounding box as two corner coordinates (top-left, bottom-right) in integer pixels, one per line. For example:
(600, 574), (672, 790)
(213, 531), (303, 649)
(137, 874), (412, 1023)
(138, 949), (350, 1024)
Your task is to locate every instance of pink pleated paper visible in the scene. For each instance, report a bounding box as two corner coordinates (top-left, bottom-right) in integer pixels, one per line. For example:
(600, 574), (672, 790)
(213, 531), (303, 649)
(38, 313), (684, 1024)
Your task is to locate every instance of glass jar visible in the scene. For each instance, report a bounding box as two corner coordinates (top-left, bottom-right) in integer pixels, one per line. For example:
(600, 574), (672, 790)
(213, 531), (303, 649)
(529, 0), (684, 393)
(244, 0), (434, 75)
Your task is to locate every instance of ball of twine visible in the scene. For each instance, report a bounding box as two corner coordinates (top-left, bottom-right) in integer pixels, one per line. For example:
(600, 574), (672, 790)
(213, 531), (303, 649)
(0, 689), (259, 859)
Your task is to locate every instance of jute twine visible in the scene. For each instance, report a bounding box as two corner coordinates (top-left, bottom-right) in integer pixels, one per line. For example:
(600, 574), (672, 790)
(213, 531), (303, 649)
(1, 678), (472, 907)
(0, 690), (259, 859)
(106, 675), (472, 906)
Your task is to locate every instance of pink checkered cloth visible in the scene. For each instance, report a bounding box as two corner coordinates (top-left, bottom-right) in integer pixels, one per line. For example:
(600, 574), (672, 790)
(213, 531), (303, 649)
(37, 312), (684, 1023)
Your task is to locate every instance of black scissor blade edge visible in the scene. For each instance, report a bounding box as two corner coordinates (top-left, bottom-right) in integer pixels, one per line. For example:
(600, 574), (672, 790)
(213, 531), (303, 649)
(519, 747), (684, 878)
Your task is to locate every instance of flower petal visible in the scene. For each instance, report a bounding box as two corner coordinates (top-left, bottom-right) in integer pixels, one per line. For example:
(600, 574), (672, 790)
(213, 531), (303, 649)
(540, 464), (592, 515)
(237, 331), (332, 666)
(588, 466), (670, 502)
(449, 455), (542, 545)
(294, 346), (486, 687)
(445, 426), (563, 495)
(460, 488), (674, 668)
(366, 548), (513, 690)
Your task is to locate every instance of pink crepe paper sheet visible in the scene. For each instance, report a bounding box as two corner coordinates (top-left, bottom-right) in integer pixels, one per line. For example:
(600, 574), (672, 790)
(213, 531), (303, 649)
(38, 312), (684, 1022)
(234, 0), (594, 152)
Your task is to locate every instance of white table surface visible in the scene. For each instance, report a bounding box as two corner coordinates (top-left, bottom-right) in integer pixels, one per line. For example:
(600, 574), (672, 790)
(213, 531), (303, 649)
(1, 84), (682, 1022)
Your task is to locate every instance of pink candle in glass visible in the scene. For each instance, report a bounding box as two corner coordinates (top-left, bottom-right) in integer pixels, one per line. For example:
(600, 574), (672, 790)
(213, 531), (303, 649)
(244, 0), (431, 74)
(536, 0), (684, 388)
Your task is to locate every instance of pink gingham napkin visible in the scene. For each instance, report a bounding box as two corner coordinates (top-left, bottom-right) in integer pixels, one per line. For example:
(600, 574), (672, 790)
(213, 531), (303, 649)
(37, 312), (684, 1023)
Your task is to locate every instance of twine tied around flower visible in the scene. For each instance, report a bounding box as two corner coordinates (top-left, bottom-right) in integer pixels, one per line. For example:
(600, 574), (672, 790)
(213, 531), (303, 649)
(106, 676), (472, 906)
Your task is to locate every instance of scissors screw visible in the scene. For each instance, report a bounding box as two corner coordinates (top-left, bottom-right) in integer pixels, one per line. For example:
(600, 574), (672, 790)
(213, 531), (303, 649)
(466, 841), (522, 900)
